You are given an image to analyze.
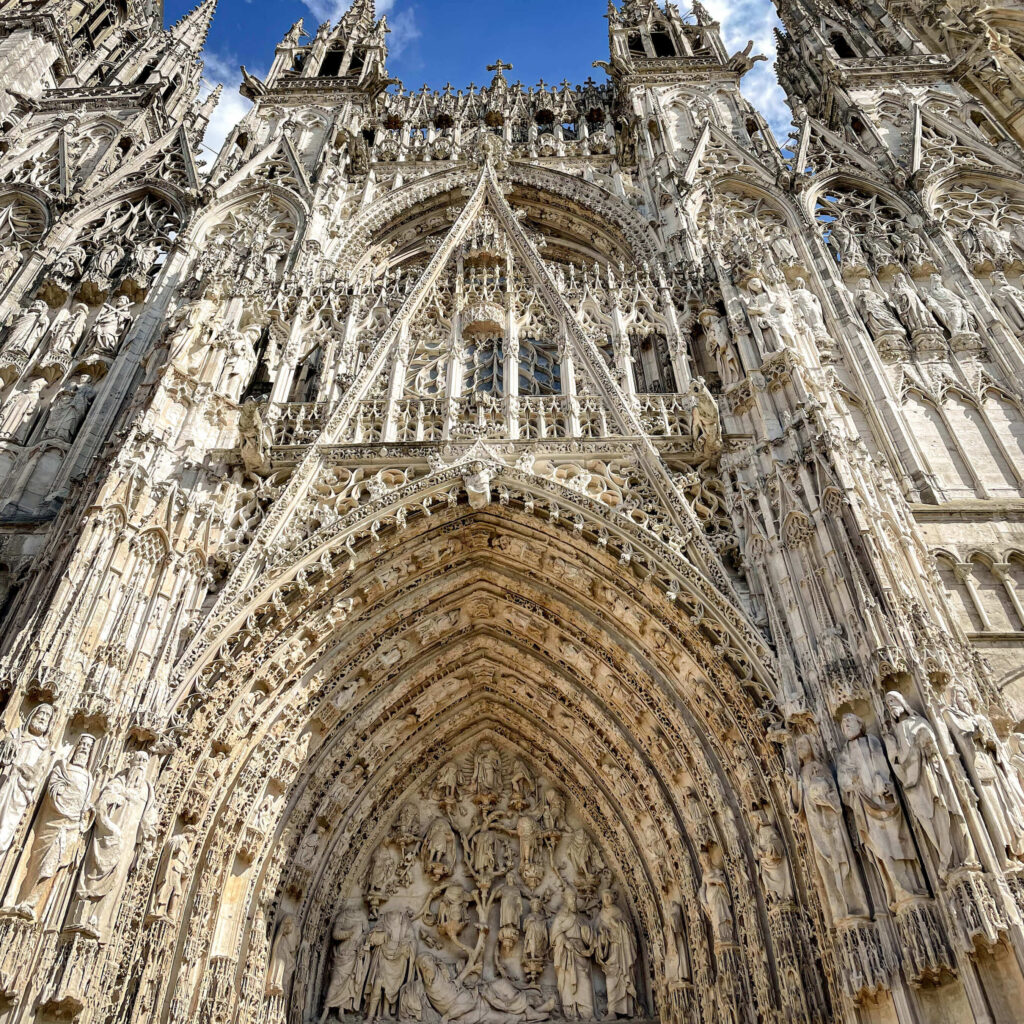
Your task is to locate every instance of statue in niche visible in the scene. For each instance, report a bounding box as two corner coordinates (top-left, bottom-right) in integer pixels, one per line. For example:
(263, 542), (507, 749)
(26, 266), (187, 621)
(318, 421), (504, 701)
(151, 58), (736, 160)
(91, 240), (124, 280)
(989, 271), (1024, 332)
(789, 733), (869, 919)
(828, 221), (866, 267)
(742, 276), (800, 355)
(85, 295), (133, 357)
(150, 826), (196, 923)
(68, 750), (158, 938)
(883, 691), (976, 875)
(790, 277), (830, 343)
(415, 951), (554, 1024)
(6, 733), (95, 919)
(0, 244), (21, 286)
(836, 713), (928, 904)
(852, 279), (906, 341)
(550, 887), (595, 1019)
(753, 813), (793, 903)
(522, 894), (550, 982)
(973, 220), (1016, 263)
(595, 889), (637, 1018)
(3, 300), (50, 358)
(364, 907), (416, 1020)
(890, 273), (941, 335)
(890, 223), (928, 266)
(46, 302), (90, 360)
(688, 377), (721, 452)
(698, 308), (741, 387)
(944, 685), (1024, 865)
(41, 376), (95, 443)
(49, 244), (87, 284)
(861, 222), (895, 268)
(0, 703), (55, 856)
(319, 907), (369, 1024)
(266, 912), (300, 996)
(366, 843), (398, 911)
(298, 823), (324, 869)
(217, 322), (261, 403)
(698, 849), (734, 945)
(471, 743), (502, 802)
(924, 274), (977, 336)
(423, 817), (457, 880)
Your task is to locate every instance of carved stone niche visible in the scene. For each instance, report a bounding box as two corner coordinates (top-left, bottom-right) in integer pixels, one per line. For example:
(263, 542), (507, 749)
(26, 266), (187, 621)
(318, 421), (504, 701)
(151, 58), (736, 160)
(306, 740), (652, 1024)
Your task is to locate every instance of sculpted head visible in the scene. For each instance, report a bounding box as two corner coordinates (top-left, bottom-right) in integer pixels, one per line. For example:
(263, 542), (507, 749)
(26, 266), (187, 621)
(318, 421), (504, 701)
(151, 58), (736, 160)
(564, 889), (578, 911)
(794, 277), (807, 289)
(991, 271), (1007, 285)
(601, 889), (615, 907)
(794, 733), (815, 764)
(27, 703), (54, 736)
(748, 277), (765, 294)
(884, 690), (911, 721)
(840, 712), (865, 741)
(72, 733), (96, 766)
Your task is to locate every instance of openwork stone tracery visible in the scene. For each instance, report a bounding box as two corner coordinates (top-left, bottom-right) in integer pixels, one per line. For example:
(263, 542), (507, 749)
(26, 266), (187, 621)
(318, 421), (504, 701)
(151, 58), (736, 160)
(0, 1), (1023, 1024)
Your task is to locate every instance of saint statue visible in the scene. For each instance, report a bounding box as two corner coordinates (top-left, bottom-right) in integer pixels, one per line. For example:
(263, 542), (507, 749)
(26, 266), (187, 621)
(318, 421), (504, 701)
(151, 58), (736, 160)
(883, 691), (976, 875)
(3, 300), (50, 358)
(266, 913), (300, 996)
(319, 909), (368, 1023)
(595, 890), (637, 1018)
(6, 733), (95, 919)
(0, 704), (55, 856)
(698, 849), (734, 945)
(789, 733), (869, 919)
(364, 907), (416, 1019)
(944, 685), (1024, 865)
(68, 751), (157, 938)
(836, 713), (927, 904)
(150, 827), (196, 922)
(550, 888), (594, 1019)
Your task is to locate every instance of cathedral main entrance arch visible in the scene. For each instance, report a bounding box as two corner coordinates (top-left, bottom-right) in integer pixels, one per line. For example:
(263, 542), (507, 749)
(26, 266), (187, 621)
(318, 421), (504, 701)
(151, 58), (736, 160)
(155, 489), (824, 1024)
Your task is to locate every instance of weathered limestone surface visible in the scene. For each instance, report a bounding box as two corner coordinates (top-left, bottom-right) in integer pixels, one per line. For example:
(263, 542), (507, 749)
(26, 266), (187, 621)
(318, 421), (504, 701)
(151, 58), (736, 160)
(0, 1), (1022, 1022)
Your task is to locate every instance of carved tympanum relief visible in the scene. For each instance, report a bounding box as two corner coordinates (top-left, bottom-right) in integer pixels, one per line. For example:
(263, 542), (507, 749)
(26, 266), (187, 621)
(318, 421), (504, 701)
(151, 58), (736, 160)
(308, 742), (644, 1024)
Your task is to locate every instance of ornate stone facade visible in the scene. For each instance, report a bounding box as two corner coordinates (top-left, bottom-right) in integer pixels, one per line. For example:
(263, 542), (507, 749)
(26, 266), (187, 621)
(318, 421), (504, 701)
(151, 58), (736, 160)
(0, 0), (1022, 1022)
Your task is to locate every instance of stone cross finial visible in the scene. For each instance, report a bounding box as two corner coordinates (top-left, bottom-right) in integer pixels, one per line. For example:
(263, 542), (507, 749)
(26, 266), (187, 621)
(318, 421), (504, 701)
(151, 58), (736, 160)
(486, 59), (514, 76)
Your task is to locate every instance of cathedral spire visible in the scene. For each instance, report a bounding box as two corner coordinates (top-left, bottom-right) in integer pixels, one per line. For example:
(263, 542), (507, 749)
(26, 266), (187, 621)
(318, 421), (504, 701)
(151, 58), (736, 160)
(169, 0), (218, 55)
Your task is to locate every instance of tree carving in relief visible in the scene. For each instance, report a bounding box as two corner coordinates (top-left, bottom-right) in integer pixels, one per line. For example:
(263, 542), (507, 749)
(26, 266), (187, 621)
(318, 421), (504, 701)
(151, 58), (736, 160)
(311, 741), (645, 1024)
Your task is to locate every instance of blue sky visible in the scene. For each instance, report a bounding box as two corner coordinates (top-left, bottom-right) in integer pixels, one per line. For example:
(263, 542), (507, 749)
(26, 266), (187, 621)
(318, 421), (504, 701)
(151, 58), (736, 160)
(163, 0), (791, 161)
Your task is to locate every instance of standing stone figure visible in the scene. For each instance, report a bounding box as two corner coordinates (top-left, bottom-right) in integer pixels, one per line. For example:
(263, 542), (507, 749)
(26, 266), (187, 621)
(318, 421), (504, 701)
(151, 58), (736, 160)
(0, 704), (55, 856)
(883, 691), (975, 875)
(46, 303), (90, 360)
(698, 849), (735, 944)
(266, 912), (300, 996)
(595, 889), (637, 1018)
(836, 713), (927, 904)
(7, 733), (95, 919)
(68, 751), (157, 937)
(754, 815), (794, 902)
(989, 271), (1024, 332)
(150, 827), (196, 922)
(85, 295), (133, 357)
(853, 279), (906, 340)
(924, 274), (976, 335)
(363, 907), (415, 1019)
(944, 685), (1024, 865)
(550, 888), (594, 1019)
(319, 909), (367, 1023)
(2, 300), (50, 358)
(790, 734), (869, 919)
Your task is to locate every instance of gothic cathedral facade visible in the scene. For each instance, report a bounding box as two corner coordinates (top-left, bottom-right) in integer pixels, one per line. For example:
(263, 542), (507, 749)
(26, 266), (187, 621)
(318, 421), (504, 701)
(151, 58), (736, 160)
(0, 0), (1023, 1022)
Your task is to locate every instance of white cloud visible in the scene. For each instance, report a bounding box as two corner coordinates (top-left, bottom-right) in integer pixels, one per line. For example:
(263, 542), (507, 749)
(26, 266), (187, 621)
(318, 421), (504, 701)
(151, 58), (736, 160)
(699, 0), (794, 138)
(197, 50), (255, 163)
